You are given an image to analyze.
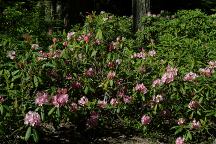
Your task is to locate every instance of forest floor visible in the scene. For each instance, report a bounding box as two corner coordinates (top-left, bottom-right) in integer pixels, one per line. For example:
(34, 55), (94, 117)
(38, 122), (162, 144)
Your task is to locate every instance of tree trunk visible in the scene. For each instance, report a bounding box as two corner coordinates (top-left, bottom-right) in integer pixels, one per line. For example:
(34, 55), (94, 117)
(133, 0), (150, 31)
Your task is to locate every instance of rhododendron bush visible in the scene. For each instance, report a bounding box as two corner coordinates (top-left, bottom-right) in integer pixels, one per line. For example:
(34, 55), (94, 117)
(1, 10), (216, 143)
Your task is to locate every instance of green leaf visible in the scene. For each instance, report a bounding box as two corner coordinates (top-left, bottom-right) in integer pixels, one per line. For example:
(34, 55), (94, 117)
(41, 109), (44, 121)
(186, 131), (192, 140)
(109, 80), (113, 87)
(174, 127), (183, 135)
(25, 127), (31, 141)
(42, 63), (55, 68)
(34, 76), (38, 87)
(0, 105), (3, 115)
(91, 50), (97, 57)
(197, 110), (201, 116)
(56, 107), (60, 118)
(84, 86), (89, 95)
(95, 29), (103, 40)
(48, 107), (56, 116)
(32, 128), (39, 143)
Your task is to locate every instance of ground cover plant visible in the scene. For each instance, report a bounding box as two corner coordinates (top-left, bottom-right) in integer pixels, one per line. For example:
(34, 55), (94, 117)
(1, 5), (216, 143)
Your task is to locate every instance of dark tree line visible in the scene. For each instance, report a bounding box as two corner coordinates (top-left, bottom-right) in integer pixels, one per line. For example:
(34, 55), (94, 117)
(1, 0), (216, 31)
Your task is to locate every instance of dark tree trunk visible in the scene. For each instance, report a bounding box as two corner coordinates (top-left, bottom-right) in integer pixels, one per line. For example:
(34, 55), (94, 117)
(133, 0), (150, 31)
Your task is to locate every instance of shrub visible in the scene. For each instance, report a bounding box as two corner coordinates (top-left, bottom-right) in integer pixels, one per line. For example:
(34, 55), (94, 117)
(1, 9), (216, 144)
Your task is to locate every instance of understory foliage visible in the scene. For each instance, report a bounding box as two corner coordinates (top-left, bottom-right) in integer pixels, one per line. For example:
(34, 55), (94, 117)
(1, 7), (216, 144)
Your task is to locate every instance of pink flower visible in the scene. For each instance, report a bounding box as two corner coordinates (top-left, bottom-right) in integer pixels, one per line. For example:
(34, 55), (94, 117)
(131, 52), (146, 59)
(161, 72), (175, 84)
(176, 137), (185, 144)
(86, 111), (99, 128)
(123, 95), (132, 104)
(83, 35), (89, 43)
(199, 67), (214, 77)
(188, 100), (199, 110)
(183, 72), (198, 81)
(97, 100), (107, 109)
(141, 115), (151, 125)
(152, 79), (162, 87)
(117, 90), (125, 98)
(58, 94), (69, 105)
(107, 71), (116, 80)
(110, 98), (118, 106)
(208, 61), (216, 69)
(135, 83), (148, 94)
(72, 81), (82, 89)
(177, 118), (185, 125)
(57, 88), (68, 94)
(0, 96), (4, 104)
(115, 59), (122, 65)
(24, 111), (41, 127)
(66, 73), (72, 80)
(148, 50), (156, 57)
(191, 119), (201, 129)
(63, 41), (68, 47)
(166, 65), (178, 76)
(7, 51), (16, 60)
(84, 68), (94, 77)
(152, 94), (163, 103)
(70, 102), (78, 112)
(67, 32), (75, 40)
(161, 65), (178, 84)
(78, 96), (88, 106)
(95, 39), (101, 45)
(51, 94), (69, 107)
(35, 91), (48, 106)
(31, 44), (39, 50)
(107, 61), (115, 68)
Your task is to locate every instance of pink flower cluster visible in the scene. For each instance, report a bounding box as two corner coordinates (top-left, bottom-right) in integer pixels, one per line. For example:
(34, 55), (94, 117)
(110, 98), (119, 106)
(199, 67), (214, 77)
(78, 96), (88, 106)
(70, 102), (78, 112)
(37, 49), (62, 61)
(67, 32), (75, 40)
(141, 115), (151, 125)
(31, 44), (39, 50)
(71, 81), (82, 89)
(86, 111), (99, 128)
(97, 100), (107, 109)
(84, 68), (94, 77)
(7, 51), (16, 60)
(107, 71), (116, 80)
(188, 100), (199, 110)
(208, 61), (216, 69)
(161, 65), (178, 84)
(152, 94), (163, 103)
(115, 90), (132, 104)
(0, 96), (4, 104)
(123, 95), (132, 104)
(177, 118), (185, 125)
(51, 88), (69, 107)
(191, 119), (201, 129)
(35, 91), (49, 106)
(183, 72), (198, 81)
(24, 111), (41, 127)
(176, 137), (184, 144)
(131, 51), (146, 59)
(152, 79), (162, 87)
(152, 65), (178, 86)
(135, 83), (148, 94)
(148, 50), (156, 57)
(77, 33), (91, 43)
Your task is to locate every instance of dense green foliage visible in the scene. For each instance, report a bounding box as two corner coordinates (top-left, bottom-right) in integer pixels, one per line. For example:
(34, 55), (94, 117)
(1, 4), (216, 144)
